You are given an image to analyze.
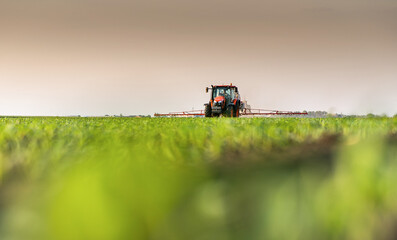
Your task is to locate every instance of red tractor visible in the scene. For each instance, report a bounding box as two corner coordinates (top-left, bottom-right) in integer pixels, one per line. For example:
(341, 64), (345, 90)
(204, 84), (241, 117)
(154, 84), (308, 118)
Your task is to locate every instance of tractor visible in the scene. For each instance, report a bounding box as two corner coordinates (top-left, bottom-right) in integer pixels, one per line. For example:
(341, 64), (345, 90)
(204, 84), (241, 117)
(154, 84), (308, 117)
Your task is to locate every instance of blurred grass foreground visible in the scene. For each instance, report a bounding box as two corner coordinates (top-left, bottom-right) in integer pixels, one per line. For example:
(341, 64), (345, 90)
(0, 117), (396, 240)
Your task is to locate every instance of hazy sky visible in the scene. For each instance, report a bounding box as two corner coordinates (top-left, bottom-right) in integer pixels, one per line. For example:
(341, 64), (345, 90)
(1, 0), (396, 116)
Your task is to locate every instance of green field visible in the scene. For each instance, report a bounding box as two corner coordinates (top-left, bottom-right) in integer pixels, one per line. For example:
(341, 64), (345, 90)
(0, 117), (396, 240)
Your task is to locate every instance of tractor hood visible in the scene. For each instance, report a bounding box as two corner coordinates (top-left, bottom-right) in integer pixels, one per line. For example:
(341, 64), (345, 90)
(214, 96), (225, 102)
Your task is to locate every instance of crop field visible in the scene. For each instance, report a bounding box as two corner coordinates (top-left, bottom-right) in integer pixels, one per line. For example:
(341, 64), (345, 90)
(0, 117), (396, 240)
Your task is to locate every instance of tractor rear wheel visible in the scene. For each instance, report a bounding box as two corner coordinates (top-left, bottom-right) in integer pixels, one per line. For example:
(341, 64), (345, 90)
(204, 104), (212, 117)
(235, 102), (240, 117)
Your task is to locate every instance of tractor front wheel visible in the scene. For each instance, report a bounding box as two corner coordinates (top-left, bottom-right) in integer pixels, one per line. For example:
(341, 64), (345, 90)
(226, 105), (235, 118)
(229, 105), (239, 117)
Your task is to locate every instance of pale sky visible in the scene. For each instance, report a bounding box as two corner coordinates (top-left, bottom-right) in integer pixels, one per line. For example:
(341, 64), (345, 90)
(0, 0), (396, 116)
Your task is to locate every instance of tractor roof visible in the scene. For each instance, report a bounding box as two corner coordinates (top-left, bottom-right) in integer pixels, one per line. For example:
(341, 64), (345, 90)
(212, 84), (237, 88)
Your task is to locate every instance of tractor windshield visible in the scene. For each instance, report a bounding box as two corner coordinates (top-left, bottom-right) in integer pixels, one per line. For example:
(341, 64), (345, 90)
(213, 87), (231, 99)
(213, 87), (237, 100)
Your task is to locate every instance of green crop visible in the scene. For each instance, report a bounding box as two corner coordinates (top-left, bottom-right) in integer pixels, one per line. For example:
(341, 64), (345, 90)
(0, 117), (396, 240)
